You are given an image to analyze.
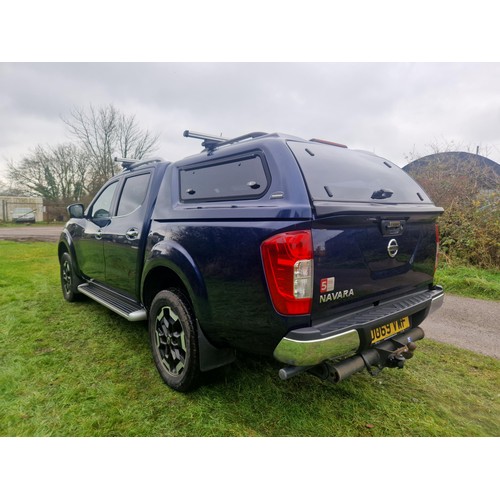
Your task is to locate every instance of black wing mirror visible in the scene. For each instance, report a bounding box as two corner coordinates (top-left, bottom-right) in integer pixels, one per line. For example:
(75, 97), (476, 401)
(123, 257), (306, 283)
(67, 203), (85, 219)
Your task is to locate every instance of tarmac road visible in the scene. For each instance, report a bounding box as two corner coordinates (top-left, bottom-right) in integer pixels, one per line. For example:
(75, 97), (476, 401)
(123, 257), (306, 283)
(0, 225), (498, 359)
(420, 294), (499, 359)
(0, 224), (64, 242)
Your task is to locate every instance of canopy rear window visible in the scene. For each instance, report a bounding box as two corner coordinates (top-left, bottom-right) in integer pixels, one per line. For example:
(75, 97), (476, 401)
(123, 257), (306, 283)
(288, 141), (431, 204)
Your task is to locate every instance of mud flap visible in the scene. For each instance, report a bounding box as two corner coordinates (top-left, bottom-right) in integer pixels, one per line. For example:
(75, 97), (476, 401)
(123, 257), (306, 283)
(197, 321), (236, 372)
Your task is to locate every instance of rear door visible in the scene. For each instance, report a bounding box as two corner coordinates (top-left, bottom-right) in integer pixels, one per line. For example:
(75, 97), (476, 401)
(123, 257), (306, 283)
(287, 141), (442, 321)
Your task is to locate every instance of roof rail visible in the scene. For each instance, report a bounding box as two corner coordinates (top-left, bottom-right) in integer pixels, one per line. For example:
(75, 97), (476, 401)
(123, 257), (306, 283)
(114, 157), (165, 170)
(309, 138), (348, 148)
(212, 132), (268, 150)
(183, 130), (268, 152)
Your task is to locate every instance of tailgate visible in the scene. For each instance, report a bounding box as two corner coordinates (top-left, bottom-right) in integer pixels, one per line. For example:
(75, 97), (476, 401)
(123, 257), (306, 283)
(311, 212), (439, 320)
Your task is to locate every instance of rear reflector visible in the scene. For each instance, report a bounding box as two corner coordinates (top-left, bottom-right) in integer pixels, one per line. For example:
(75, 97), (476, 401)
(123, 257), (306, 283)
(261, 230), (313, 315)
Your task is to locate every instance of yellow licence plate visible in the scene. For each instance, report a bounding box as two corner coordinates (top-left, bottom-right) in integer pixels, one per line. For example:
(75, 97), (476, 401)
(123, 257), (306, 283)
(370, 316), (410, 344)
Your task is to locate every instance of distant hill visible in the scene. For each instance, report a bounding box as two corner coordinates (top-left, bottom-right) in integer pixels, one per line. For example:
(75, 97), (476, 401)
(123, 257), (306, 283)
(403, 151), (500, 177)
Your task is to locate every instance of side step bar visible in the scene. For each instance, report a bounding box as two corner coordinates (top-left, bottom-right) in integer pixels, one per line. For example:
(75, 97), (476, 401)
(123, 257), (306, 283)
(78, 282), (147, 322)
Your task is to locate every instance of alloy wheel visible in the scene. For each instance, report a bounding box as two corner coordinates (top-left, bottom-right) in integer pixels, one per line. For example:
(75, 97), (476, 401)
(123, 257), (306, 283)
(155, 306), (187, 375)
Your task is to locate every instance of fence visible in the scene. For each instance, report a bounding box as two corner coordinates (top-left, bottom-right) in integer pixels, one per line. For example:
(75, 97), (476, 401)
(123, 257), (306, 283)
(43, 202), (68, 222)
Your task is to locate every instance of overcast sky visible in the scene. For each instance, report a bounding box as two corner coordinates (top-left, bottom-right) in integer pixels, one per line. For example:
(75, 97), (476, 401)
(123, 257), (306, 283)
(1, 61), (500, 182)
(2, 1), (500, 185)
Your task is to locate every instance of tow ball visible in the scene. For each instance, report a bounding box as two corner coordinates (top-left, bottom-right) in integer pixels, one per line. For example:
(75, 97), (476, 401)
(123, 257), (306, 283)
(370, 339), (418, 373)
(386, 341), (417, 369)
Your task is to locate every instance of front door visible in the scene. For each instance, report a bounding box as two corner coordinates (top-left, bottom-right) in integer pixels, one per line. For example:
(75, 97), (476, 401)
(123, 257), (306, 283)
(74, 181), (119, 282)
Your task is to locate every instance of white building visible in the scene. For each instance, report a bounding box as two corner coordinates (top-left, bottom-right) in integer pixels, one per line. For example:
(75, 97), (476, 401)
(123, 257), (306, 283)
(0, 196), (44, 222)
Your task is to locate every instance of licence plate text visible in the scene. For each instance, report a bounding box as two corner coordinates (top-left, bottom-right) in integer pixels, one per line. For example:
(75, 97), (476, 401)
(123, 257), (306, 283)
(370, 316), (410, 344)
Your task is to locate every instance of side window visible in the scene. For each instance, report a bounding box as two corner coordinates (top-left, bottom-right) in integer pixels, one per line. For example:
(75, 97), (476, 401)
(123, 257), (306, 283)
(116, 173), (151, 217)
(180, 155), (269, 202)
(90, 182), (118, 219)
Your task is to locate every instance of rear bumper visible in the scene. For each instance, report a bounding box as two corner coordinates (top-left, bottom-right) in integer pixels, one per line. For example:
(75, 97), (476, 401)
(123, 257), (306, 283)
(273, 285), (444, 366)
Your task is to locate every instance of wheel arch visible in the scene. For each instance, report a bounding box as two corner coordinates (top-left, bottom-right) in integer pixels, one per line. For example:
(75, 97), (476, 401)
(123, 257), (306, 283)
(57, 229), (78, 265)
(141, 244), (210, 323)
(142, 265), (190, 309)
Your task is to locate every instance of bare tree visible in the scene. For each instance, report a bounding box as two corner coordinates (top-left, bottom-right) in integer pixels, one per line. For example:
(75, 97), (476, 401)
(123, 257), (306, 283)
(7, 144), (90, 202)
(62, 104), (160, 192)
(7, 104), (161, 203)
(405, 139), (494, 164)
(63, 104), (117, 188)
(0, 174), (26, 196)
(118, 112), (160, 159)
(0, 178), (8, 195)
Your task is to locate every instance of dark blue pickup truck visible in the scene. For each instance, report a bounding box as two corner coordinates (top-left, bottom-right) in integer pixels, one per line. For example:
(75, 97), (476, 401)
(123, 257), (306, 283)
(58, 130), (444, 391)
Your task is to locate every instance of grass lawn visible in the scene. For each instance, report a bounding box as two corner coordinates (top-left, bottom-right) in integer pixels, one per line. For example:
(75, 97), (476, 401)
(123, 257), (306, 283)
(435, 263), (500, 301)
(0, 241), (499, 437)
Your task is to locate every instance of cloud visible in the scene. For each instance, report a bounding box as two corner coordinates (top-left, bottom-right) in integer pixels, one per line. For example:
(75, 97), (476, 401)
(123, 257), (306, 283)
(1, 62), (499, 179)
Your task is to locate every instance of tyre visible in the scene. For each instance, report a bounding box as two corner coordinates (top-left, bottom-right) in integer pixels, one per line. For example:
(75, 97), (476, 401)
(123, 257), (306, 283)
(60, 252), (82, 302)
(149, 289), (200, 392)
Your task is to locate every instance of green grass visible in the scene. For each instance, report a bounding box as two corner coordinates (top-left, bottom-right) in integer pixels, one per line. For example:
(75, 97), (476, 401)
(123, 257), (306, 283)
(435, 263), (500, 301)
(1, 241), (499, 436)
(0, 222), (64, 227)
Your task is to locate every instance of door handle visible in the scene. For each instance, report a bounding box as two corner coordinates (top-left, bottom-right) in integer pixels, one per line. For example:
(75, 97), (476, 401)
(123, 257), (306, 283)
(126, 228), (139, 240)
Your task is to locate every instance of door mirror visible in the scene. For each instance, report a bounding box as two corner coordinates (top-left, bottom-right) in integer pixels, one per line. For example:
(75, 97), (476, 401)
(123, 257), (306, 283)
(67, 203), (85, 219)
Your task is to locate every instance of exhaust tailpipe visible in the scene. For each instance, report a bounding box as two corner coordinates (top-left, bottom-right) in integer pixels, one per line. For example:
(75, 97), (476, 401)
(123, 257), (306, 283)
(329, 327), (425, 383)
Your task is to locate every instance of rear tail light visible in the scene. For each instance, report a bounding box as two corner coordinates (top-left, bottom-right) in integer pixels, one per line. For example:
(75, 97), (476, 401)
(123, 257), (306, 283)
(261, 230), (313, 315)
(435, 223), (440, 273)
